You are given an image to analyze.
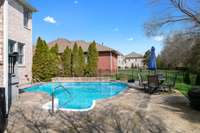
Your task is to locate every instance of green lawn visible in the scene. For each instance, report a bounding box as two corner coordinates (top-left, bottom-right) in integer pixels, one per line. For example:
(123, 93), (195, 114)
(175, 83), (192, 96)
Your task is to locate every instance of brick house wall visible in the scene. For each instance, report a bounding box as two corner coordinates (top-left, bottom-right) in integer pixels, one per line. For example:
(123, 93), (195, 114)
(111, 53), (118, 73)
(98, 52), (118, 75)
(8, 0), (33, 85)
(0, 0), (35, 114)
(0, 4), (3, 87)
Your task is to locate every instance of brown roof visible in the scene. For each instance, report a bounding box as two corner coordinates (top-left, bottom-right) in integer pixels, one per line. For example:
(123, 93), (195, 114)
(48, 38), (120, 55)
(126, 51), (143, 58)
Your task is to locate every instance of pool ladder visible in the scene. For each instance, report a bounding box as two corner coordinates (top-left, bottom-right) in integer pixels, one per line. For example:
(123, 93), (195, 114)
(51, 83), (72, 112)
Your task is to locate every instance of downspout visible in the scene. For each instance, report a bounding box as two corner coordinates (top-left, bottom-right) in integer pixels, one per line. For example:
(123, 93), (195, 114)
(116, 54), (118, 74)
(110, 49), (112, 75)
(3, 0), (8, 114)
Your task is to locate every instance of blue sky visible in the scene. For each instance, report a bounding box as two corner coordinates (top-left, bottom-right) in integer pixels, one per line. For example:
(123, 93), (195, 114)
(29, 0), (164, 55)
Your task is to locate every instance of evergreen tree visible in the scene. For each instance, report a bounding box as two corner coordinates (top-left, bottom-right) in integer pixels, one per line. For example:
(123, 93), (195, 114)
(143, 50), (151, 67)
(62, 47), (72, 76)
(42, 40), (58, 81)
(72, 43), (79, 77)
(50, 44), (60, 76)
(50, 43), (59, 55)
(86, 41), (99, 76)
(78, 46), (85, 76)
(32, 37), (52, 81)
(32, 37), (43, 81)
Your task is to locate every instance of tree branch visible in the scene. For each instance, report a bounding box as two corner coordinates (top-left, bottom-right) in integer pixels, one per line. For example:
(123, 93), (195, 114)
(170, 0), (200, 25)
(145, 0), (200, 36)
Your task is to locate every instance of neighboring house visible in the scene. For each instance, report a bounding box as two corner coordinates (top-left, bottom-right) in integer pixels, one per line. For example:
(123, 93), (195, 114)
(118, 51), (144, 69)
(117, 54), (126, 69)
(0, 0), (36, 116)
(48, 38), (120, 75)
(125, 52), (144, 68)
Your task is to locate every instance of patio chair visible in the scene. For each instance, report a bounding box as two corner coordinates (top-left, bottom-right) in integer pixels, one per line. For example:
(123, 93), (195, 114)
(161, 74), (177, 92)
(147, 75), (160, 94)
(138, 73), (148, 91)
(157, 73), (166, 86)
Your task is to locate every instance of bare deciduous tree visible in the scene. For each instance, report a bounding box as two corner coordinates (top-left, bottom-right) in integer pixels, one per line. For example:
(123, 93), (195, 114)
(145, 0), (200, 36)
(160, 31), (199, 68)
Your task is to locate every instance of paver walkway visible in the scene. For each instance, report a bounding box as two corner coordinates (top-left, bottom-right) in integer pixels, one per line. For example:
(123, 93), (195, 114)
(5, 88), (200, 133)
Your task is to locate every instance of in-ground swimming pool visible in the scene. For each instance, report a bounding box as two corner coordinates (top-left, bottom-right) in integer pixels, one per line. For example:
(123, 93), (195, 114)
(24, 82), (128, 111)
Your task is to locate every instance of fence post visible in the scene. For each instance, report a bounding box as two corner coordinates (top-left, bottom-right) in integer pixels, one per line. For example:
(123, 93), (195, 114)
(116, 71), (118, 80)
(132, 68), (134, 80)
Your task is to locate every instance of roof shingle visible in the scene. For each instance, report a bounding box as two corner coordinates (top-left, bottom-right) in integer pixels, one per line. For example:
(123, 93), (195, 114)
(125, 51), (143, 58)
(48, 38), (120, 55)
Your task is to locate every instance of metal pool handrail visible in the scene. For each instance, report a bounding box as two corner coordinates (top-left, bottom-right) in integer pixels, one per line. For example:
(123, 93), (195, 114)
(51, 83), (73, 112)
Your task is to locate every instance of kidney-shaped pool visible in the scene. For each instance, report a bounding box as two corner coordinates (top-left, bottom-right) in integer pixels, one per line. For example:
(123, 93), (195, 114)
(24, 82), (128, 111)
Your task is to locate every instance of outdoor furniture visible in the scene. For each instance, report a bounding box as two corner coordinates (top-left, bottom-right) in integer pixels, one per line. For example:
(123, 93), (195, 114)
(160, 74), (177, 92)
(188, 86), (200, 111)
(147, 75), (160, 94)
(138, 73), (147, 90)
(128, 79), (135, 83)
(157, 73), (165, 84)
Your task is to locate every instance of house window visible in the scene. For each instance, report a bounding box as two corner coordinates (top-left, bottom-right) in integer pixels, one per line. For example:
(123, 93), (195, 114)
(24, 8), (29, 27)
(18, 43), (24, 64)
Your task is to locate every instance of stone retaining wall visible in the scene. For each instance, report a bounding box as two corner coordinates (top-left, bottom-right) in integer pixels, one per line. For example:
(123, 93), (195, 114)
(52, 77), (112, 82)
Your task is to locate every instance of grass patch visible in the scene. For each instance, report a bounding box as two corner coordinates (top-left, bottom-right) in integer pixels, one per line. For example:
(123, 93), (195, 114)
(175, 83), (192, 96)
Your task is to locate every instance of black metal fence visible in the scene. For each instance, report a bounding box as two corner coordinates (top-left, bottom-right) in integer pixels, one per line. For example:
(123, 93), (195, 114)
(114, 69), (197, 85)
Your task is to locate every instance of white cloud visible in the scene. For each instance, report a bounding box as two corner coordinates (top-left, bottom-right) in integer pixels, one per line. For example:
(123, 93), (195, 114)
(74, 0), (79, 4)
(127, 37), (133, 41)
(113, 27), (119, 32)
(153, 35), (164, 42)
(43, 16), (56, 24)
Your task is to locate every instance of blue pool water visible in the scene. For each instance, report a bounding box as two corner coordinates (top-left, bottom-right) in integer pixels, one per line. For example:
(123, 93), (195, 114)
(25, 82), (128, 111)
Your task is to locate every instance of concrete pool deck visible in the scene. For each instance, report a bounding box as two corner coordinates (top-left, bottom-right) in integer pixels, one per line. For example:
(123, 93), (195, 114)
(6, 87), (200, 133)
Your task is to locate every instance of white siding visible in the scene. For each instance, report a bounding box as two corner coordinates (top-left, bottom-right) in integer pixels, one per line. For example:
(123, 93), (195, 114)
(124, 57), (144, 68)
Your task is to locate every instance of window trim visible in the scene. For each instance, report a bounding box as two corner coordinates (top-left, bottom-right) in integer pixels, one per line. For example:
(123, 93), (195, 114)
(23, 8), (30, 28)
(17, 43), (25, 66)
(8, 40), (26, 66)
